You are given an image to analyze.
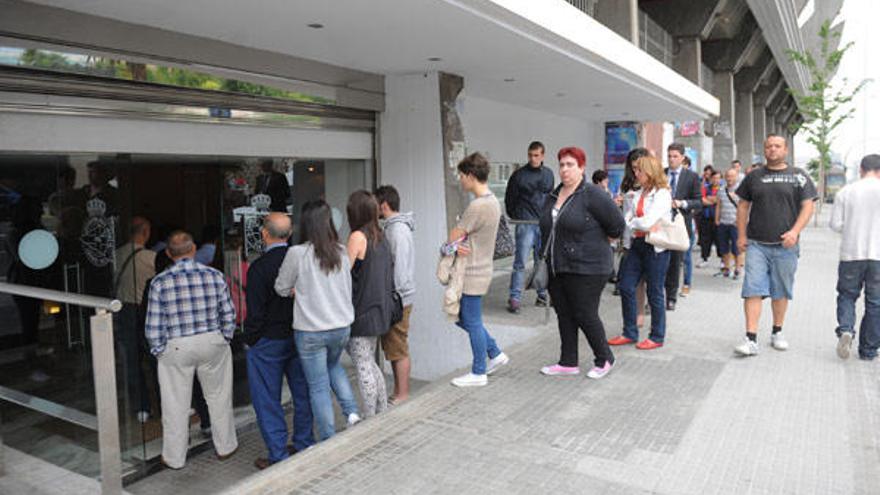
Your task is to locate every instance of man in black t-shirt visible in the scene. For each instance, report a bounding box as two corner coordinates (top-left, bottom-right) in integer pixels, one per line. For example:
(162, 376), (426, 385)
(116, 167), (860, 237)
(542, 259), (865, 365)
(733, 134), (817, 356)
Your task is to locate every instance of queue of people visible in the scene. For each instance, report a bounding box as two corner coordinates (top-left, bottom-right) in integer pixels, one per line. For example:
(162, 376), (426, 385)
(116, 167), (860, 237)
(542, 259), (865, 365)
(133, 133), (872, 474)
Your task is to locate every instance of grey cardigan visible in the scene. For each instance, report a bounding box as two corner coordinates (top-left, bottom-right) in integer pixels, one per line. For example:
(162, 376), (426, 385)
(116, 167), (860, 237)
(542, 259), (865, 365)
(274, 243), (354, 332)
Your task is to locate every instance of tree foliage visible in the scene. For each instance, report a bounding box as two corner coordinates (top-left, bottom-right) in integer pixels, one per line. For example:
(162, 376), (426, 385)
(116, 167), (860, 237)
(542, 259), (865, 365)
(786, 18), (869, 212)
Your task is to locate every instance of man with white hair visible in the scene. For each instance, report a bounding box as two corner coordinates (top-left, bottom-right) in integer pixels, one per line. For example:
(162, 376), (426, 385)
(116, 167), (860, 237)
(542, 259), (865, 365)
(145, 230), (237, 469)
(243, 213), (314, 469)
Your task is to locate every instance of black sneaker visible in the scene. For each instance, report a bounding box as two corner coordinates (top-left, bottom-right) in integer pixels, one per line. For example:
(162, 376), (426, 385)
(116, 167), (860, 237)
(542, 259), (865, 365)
(535, 295), (549, 307)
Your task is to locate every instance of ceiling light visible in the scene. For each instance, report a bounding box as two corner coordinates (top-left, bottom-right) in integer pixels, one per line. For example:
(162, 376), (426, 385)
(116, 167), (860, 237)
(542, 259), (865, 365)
(427, 57), (442, 62)
(592, 103), (602, 108)
(503, 78), (515, 82)
(622, 112), (631, 116)
(307, 23), (324, 29)
(555, 92), (565, 97)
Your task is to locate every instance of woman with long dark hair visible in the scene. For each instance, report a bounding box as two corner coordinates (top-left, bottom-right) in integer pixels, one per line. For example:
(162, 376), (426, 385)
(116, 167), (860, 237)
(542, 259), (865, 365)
(275, 200), (360, 441)
(345, 190), (394, 417)
(614, 147), (651, 326)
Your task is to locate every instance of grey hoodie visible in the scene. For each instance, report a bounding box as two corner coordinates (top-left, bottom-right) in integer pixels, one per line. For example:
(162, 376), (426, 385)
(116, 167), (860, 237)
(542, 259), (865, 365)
(383, 212), (416, 306)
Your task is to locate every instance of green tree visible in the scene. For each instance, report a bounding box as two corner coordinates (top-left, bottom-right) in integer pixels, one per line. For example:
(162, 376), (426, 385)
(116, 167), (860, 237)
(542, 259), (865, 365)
(787, 18), (869, 217)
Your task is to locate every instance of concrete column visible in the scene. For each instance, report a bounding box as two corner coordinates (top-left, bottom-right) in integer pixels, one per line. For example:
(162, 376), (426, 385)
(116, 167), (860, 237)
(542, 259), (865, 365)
(674, 37), (702, 86)
(379, 72), (453, 380)
(594, 0), (639, 44)
(753, 103), (766, 163)
(765, 108), (776, 136)
(712, 71), (736, 167)
(788, 132), (796, 165)
(438, 72), (469, 231)
(735, 91), (755, 165)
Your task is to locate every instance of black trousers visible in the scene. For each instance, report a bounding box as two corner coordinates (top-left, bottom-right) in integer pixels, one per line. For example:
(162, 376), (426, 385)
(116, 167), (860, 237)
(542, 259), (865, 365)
(548, 273), (613, 368)
(665, 250), (682, 303)
(698, 216), (717, 261)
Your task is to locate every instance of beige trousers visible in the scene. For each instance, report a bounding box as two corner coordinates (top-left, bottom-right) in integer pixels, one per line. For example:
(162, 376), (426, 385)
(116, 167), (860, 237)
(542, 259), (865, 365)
(157, 331), (237, 468)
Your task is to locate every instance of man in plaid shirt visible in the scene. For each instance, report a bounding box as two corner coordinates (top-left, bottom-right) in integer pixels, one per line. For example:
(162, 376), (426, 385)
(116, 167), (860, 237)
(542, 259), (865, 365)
(145, 230), (237, 469)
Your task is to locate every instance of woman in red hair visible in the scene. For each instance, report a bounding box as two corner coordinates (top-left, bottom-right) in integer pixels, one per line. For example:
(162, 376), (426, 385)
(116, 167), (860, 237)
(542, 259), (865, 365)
(538, 147), (625, 379)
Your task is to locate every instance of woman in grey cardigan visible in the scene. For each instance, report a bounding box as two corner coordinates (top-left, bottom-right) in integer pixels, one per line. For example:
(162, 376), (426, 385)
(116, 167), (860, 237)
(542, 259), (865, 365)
(274, 200), (360, 441)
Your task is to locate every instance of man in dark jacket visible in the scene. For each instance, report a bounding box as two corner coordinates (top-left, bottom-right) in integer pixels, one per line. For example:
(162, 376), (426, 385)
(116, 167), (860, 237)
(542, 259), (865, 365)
(664, 143), (703, 311)
(244, 212), (314, 469)
(503, 141), (554, 313)
(254, 158), (291, 212)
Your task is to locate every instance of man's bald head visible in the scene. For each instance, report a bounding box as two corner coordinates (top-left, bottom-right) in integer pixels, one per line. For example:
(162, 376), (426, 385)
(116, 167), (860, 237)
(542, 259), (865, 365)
(263, 213), (292, 243)
(166, 230), (196, 259)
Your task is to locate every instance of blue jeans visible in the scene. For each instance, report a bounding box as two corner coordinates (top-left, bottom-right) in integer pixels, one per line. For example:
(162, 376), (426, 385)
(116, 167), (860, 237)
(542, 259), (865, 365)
(509, 223), (547, 302)
(742, 242), (799, 300)
(836, 261), (880, 359)
(456, 295), (502, 375)
(619, 238), (671, 343)
(246, 337), (315, 462)
(294, 328), (359, 441)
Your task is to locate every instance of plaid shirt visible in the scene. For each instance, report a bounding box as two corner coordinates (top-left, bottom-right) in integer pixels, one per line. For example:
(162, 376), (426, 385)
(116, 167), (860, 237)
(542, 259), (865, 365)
(145, 258), (235, 356)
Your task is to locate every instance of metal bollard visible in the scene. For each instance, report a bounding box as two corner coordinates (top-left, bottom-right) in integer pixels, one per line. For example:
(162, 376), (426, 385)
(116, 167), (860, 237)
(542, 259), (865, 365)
(90, 309), (122, 494)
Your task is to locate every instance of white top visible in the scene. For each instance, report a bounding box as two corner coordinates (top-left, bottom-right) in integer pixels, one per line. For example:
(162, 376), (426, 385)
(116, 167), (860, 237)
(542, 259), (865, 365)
(830, 176), (880, 261)
(624, 187), (673, 252)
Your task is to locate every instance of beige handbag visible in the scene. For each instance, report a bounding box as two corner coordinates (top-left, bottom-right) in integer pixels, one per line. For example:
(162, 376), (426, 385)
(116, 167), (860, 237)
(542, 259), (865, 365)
(646, 213), (690, 251)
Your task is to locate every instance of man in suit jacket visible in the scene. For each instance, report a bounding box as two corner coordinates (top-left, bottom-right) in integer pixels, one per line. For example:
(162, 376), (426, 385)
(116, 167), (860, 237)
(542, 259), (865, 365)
(664, 143), (703, 311)
(254, 159), (291, 212)
(243, 212), (314, 469)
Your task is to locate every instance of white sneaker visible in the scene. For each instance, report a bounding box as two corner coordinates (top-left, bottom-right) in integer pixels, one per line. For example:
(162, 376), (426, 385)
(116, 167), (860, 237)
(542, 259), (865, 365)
(136, 410), (150, 424)
(696, 260), (709, 268)
(586, 361), (614, 379)
(837, 332), (853, 360)
(734, 337), (759, 356)
(770, 333), (789, 351)
(451, 373), (488, 387)
(347, 413), (361, 426)
(486, 353), (509, 375)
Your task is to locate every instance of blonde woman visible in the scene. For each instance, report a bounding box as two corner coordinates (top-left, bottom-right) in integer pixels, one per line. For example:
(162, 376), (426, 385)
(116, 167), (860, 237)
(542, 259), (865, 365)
(608, 156), (673, 350)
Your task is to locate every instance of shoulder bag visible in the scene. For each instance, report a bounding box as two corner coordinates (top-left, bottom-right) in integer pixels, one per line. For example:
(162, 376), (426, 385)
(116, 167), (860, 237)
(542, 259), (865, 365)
(493, 214), (515, 259)
(646, 211), (690, 251)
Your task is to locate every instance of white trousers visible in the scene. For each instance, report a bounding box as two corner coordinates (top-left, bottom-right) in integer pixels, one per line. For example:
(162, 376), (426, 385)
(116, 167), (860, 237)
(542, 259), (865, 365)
(157, 331), (237, 468)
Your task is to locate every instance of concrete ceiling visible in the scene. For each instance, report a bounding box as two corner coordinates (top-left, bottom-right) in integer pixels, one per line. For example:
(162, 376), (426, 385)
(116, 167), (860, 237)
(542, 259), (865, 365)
(20, 0), (717, 122)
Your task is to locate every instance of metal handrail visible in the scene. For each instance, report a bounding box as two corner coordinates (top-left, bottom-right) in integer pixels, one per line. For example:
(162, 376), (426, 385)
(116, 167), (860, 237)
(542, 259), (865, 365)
(0, 281), (122, 494)
(0, 282), (122, 312)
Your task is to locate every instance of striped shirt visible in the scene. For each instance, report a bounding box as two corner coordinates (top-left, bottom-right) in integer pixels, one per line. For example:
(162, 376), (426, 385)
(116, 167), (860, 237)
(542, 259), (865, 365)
(717, 187), (739, 225)
(145, 258), (235, 356)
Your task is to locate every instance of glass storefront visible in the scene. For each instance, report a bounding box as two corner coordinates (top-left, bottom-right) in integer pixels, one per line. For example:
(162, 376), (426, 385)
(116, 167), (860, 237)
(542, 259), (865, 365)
(0, 151), (372, 478)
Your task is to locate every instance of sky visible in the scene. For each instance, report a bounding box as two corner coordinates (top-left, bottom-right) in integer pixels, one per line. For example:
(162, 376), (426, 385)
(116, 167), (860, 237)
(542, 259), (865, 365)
(794, 0), (880, 175)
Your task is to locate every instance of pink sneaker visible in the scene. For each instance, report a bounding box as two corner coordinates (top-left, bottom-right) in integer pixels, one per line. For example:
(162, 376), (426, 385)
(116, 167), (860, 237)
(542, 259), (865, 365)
(586, 361), (614, 379)
(540, 364), (580, 376)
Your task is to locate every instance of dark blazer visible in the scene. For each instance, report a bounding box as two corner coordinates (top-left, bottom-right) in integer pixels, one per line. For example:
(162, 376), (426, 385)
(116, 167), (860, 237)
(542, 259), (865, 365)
(242, 245), (293, 345)
(666, 167), (702, 236)
(539, 180), (625, 276)
(255, 171), (291, 212)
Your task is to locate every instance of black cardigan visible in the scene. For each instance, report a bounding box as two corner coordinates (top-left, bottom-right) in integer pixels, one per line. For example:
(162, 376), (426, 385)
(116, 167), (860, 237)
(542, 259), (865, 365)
(539, 181), (625, 276)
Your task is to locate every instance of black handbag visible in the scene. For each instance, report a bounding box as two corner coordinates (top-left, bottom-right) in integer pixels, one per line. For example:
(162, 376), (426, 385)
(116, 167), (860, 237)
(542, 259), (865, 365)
(493, 214), (515, 259)
(389, 289), (404, 327)
(526, 233), (551, 292)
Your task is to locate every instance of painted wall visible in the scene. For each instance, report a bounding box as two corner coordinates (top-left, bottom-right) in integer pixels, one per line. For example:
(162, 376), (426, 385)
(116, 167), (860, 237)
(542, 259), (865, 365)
(460, 95), (603, 177)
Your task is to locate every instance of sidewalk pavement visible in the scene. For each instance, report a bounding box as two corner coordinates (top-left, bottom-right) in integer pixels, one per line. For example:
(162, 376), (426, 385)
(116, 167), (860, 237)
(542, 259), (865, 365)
(131, 215), (878, 495)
